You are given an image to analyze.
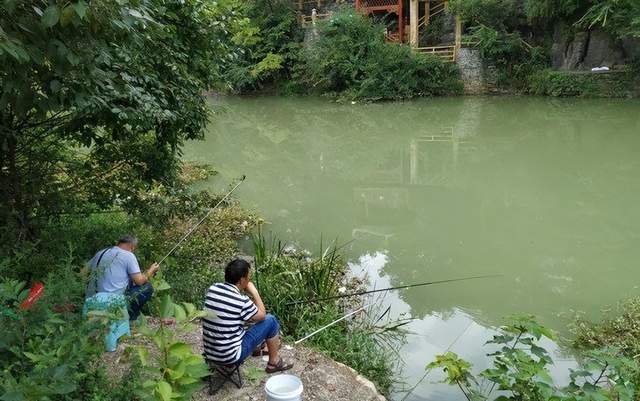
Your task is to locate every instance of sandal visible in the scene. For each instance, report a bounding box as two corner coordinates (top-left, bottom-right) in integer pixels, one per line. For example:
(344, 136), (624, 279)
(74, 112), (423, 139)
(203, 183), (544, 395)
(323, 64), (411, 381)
(265, 358), (294, 374)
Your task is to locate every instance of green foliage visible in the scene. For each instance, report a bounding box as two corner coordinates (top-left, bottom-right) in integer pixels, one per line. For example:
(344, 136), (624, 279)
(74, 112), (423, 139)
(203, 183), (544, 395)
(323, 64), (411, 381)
(244, 366), (268, 384)
(529, 70), (598, 96)
(466, 25), (548, 90)
(0, 267), (110, 401)
(427, 316), (638, 401)
(79, 364), (141, 401)
(0, 0), (242, 237)
(577, 0), (640, 39)
(0, 164), (258, 305)
(159, 203), (259, 305)
(221, 0), (304, 93)
(421, 13), (447, 46)
(132, 285), (209, 401)
(528, 69), (637, 97)
(0, 280), (29, 320)
(572, 297), (640, 399)
(295, 9), (462, 100)
(524, 0), (585, 22)
(449, 0), (520, 29)
(426, 352), (483, 400)
(252, 231), (403, 393)
(0, 173), (256, 399)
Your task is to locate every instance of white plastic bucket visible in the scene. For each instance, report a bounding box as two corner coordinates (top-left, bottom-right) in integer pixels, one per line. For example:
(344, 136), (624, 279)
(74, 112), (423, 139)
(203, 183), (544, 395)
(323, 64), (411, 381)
(265, 374), (304, 401)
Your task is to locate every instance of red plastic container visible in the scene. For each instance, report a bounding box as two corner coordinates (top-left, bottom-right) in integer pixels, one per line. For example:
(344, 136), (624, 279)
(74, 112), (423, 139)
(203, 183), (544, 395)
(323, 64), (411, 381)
(19, 282), (45, 310)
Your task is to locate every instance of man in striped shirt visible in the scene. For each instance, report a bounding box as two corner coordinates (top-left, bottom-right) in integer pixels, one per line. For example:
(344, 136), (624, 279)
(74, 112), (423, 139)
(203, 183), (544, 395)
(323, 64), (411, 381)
(203, 259), (293, 373)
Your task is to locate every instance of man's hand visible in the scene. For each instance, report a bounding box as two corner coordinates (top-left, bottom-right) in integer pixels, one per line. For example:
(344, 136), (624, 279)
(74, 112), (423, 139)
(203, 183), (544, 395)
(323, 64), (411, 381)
(245, 281), (259, 297)
(147, 263), (160, 277)
(245, 281), (266, 322)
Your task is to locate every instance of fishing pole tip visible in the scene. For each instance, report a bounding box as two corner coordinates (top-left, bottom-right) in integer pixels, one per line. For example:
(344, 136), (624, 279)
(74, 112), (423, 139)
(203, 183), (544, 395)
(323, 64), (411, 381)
(240, 174), (247, 181)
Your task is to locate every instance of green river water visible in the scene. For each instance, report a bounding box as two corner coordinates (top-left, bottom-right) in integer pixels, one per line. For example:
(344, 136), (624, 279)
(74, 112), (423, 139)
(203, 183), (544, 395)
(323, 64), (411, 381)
(184, 95), (640, 400)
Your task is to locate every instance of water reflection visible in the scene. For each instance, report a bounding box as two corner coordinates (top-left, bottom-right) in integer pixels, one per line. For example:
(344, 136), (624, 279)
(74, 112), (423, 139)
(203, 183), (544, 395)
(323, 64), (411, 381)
(185, 95), (640, 400)
(350, 251), (577, 400)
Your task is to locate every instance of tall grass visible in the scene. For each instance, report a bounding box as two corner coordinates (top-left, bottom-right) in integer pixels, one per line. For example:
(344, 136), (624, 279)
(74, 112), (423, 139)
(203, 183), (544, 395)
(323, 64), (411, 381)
(251, 230), (407, 394)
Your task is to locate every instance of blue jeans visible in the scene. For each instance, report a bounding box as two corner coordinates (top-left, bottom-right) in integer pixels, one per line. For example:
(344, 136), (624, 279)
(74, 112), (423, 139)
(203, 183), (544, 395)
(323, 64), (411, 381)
(126, 282), (154, 322)
(238, 314), (280, 363)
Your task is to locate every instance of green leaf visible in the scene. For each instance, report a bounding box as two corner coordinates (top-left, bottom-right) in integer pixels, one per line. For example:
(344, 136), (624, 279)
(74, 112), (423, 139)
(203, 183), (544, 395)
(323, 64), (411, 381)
(182, 302), (195, 316)
(67, 52), (80, 66)
(60, 6), (75, 26)
(245, 366), (267, 383)
(136, 346), (150, 366)
(160, 294), (174, 318)
(23, 352), (40, 362)
(168, 361), (186, 380)
(42, 5), (60, 28)
(155, 381), (172, 401)
(155, 279), (171, 291)
(50, 80), (61, 93)
(174, 304), (186, 321)
(168, 342), (192, 359)
(73, 1), (88, 19)
(0, 391), (25, 401)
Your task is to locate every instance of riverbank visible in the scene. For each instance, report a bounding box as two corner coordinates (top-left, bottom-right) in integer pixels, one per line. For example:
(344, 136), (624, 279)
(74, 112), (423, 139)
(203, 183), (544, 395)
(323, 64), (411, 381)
(219, 4), (640, 101)
(102, 319), (387, 401)
(0, 162), (398, 400)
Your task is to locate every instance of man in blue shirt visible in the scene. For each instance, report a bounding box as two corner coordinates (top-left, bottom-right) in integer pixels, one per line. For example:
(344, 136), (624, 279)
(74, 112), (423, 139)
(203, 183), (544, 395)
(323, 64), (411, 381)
(87, 234), (159, 322)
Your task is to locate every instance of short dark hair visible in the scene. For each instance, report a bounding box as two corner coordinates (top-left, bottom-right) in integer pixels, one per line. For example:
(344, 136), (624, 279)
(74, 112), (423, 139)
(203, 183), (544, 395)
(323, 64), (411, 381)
(225, 259), (251, 285)
(117, 234), (138, 246)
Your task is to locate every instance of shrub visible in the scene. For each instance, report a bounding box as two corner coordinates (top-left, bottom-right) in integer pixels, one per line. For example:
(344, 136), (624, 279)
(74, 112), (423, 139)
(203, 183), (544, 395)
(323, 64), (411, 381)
(449, 0), (520, 29)
(0, 164), (259, 306)
(427, 315), (638, 401)
(221, 0), (304, 93)
(0, 267), (111, 401)
(466, 24), (549, 90)
(159, 204), (259, 305)
(132, 286), (209, 401)
(295, 8), (462, 100)
(572, 297), (640, 398)
(252, 232), (405, 393)
(528, 69), (637, 97)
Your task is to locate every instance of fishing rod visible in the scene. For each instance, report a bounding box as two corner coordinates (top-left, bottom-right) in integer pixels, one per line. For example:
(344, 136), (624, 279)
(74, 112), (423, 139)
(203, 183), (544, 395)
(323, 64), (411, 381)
(286, 274), (502, 306)
(294, 303), (374, 344)
(157, 175), (246, 265)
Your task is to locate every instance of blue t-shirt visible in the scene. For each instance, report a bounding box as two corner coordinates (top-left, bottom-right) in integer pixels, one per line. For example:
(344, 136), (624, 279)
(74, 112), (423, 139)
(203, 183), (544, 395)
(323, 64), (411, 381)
(88, 247), (141, 295)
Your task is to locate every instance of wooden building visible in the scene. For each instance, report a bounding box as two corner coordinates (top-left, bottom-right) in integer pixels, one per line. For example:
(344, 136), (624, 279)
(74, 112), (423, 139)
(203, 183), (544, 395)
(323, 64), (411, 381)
(295, 0), (463, 62)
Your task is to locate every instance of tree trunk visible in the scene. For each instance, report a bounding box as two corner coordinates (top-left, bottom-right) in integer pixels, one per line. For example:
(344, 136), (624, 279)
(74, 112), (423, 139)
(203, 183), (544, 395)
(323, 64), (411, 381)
(2, 128), (32, 241)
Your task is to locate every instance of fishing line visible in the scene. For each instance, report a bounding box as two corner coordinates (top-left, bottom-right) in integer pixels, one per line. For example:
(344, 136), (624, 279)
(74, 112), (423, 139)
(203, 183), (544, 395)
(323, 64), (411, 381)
(157, 175), (246, 265)
(294, 303), (374, 345)
(287, 274), (502, 306)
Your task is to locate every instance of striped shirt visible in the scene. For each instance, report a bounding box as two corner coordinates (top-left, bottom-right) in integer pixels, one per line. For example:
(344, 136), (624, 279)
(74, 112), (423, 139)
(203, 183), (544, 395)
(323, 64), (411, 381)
(202, 283), (258, 364)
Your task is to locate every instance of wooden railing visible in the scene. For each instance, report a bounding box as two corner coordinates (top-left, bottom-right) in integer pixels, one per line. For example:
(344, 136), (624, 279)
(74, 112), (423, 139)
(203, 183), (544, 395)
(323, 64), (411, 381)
(415, 45), (456, 62)
(430, 1), (446, 18)
(358, 0), (400, 8)
(294, 0), (325, 9)
(299, 11), (331, 26)
(385, 31), (402, 42)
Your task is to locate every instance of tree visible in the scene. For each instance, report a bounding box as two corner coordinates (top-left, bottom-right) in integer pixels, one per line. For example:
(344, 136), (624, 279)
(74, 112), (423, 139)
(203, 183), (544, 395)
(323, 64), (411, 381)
(0, 0), (241, 239)
(578, 0), (640, 39)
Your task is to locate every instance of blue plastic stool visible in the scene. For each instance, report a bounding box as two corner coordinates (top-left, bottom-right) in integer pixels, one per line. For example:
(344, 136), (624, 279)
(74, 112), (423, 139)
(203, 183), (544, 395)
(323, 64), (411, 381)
(83, 292), (131, 352)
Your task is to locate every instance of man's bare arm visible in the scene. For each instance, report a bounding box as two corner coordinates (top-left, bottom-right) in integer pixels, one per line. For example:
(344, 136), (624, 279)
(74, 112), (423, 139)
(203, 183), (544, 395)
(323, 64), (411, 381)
(246, 282), (266, 321)
(130, 263), (160, 286)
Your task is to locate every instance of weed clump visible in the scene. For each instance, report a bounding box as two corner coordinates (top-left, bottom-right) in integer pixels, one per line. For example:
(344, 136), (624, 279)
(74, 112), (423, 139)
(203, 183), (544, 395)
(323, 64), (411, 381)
(253, 233), (403, 394)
